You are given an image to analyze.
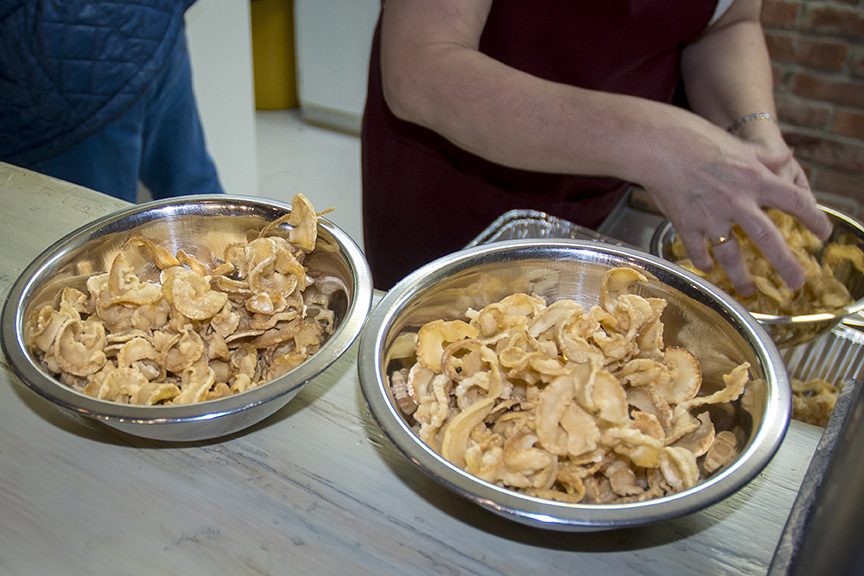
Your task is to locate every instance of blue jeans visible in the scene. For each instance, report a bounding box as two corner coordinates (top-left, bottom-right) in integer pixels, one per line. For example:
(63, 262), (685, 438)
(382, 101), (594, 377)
(29, 29), (224, 203)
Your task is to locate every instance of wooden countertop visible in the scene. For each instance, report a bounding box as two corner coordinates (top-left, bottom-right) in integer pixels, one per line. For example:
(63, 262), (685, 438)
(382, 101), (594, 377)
(0, 162), (823, 575)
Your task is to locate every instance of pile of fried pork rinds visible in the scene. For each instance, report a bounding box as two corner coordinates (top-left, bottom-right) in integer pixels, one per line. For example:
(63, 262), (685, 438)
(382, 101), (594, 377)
(27, 194), (336, 406)
(791, 377), (842, 427)
(388, 267), (750, 505)
(671, 208), (864, 316)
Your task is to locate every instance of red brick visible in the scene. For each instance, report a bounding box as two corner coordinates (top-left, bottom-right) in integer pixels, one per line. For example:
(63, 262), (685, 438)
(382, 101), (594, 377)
(792, 36), (848, 71)
(833, 109), (864, 139)
(765, 34), (795, 60)
(765, 33), (849, 70)
(792, 71), (864, 108)
(784, 130), (864, 171)
(803, 5), (864, 37)
(853, 55), (864, 79)
(774, 94), (832, 128)
(762, 1), (801, 29)
(772, 63), (786, 88)
(812, 169), (864, 209)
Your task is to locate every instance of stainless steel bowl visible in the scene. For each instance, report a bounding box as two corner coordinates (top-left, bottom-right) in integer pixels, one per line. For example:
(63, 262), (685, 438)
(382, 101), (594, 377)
(650, 206), (864, 348)
(358, 239), (790, 531)
(1, 195), (373, 442)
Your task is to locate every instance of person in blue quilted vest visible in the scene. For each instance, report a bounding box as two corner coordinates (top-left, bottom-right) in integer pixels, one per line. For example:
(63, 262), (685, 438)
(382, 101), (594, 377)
(0, 0), (224, 202)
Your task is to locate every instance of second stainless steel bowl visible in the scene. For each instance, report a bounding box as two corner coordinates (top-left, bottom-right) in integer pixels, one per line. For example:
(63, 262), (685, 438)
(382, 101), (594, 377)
(358, 239), (790, 531)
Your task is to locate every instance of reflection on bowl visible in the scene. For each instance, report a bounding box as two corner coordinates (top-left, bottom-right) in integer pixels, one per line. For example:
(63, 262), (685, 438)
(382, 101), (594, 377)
(0, 195), (372, 442)
(358, 239), (789, 532)
(650, 206), (864, 349)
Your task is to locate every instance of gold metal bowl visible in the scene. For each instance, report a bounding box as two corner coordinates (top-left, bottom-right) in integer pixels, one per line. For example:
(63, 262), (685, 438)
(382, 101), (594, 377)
(650, 206), (864, 348)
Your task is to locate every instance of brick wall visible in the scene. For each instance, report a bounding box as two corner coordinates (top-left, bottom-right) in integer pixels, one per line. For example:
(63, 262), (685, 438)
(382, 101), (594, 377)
(763, 0), (864, 217)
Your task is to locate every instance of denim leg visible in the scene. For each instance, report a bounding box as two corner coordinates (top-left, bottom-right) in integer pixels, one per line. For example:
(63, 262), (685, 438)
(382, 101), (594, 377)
(138, 29), (224, 200)
(27, 27), (222, 203)
(27, 103), (146, 203)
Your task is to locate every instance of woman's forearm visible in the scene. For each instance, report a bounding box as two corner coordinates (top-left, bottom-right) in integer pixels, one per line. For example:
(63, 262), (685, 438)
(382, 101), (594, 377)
(377, 0), (831, 293)
(681, 0), (785, 147)
(381, 0), (727, 187)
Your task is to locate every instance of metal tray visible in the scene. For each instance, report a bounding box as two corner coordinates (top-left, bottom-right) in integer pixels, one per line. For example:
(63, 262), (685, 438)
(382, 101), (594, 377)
(465, 209), (633, 249)
(782, 324), (864, 385)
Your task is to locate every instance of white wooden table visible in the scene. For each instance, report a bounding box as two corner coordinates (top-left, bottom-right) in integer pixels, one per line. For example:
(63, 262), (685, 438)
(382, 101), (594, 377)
(0, 162), (823, 575)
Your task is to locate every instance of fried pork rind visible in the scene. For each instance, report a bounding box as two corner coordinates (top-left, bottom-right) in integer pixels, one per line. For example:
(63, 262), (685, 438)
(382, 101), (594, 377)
(671, 208), (864, 317)
(387, 266), (751, 504)
(791, 377), (843, 427)
(26, 193), (336, 406)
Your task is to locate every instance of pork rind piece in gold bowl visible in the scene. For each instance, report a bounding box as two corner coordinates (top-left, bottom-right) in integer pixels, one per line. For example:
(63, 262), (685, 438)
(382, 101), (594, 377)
(358, 240), (790, 531)
(651, 205), (864, 348)
(1, 195), (372, 442)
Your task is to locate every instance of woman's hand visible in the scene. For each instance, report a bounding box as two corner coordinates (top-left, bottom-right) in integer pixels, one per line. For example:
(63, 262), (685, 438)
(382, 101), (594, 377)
(671, 0), (832, 296)
(642, 128), (831, 297)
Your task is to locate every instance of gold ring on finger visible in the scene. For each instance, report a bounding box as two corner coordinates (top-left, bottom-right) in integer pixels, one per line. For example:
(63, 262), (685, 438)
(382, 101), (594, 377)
(707, 234), (734, 248)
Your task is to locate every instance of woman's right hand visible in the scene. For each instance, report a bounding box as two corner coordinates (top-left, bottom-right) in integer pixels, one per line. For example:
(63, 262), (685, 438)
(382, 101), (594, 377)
(641, 128), (831, 296)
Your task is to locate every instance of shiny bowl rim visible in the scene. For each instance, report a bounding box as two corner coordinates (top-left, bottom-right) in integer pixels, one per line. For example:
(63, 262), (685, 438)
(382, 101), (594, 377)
(649, 205), (864, 324)
(358, 238), (790, 531)
(1, 194), (373, 425)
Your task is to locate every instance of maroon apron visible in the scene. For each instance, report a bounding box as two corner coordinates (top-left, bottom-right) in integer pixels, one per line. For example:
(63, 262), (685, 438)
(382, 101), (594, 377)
(362, 0), (719, 289)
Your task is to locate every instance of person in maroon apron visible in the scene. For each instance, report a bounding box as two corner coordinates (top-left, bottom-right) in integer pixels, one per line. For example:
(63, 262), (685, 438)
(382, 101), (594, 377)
(361, 0), (830, 291)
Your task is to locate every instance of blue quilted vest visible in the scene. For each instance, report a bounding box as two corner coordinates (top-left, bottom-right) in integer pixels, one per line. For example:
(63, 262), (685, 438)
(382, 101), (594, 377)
(0, 0), (194, 166)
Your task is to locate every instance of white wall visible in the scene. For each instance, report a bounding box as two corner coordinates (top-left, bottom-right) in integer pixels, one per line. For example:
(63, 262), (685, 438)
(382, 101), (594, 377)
(185, 0), (259, 196)
(294, 0), (380, 134)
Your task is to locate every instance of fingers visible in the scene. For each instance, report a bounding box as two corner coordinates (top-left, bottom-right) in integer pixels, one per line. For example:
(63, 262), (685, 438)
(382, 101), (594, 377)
(679, 228), (757, 297)
(709, 237), (757, 297)
(673, 187), (807, 294)
(729, 148), (828, 288)
(730, 205), (808, 291)
(792, 166), (809, 188)
(649, 137), (825, 296)
(757, 149), (833, 241)
(677, 226), (713, 271)
(767, 185), (832, 241)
